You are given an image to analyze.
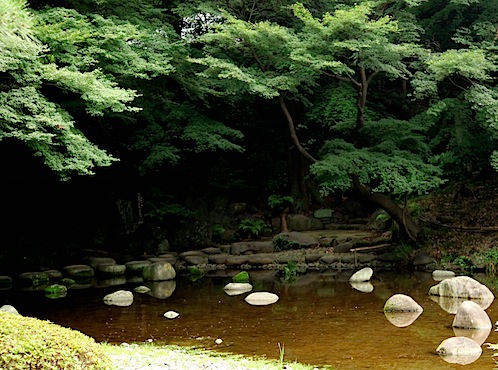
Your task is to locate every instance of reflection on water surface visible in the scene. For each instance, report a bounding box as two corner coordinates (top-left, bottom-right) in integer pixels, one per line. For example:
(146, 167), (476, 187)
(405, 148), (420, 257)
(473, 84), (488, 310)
(2, 270), (498, 369)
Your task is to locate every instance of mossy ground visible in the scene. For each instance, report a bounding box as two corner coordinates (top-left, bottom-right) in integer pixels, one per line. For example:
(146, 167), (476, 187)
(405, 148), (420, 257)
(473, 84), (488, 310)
(102, 342), (329, 370)
(0, 312), (111, 370)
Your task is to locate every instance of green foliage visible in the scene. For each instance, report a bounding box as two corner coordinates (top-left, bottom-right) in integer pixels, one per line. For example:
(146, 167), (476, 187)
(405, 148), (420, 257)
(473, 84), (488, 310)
(475, 249), (498, 276)
(145, 201), (195, 223)
(211, 224), (225, 241)
(312, 135), (444, 196)
(0, 312), (111, 369)
(452, 255), (472, 270)
(279, 261), (298, 283)
(35, 7), (176, 80)
(189, 9), (319, 102)
(267, 195), (294, 210)
(0, 0), (142, 179)
(238, 218), (266, 238)
(392, 241), (414, 265)
(273, 235), (300, 251)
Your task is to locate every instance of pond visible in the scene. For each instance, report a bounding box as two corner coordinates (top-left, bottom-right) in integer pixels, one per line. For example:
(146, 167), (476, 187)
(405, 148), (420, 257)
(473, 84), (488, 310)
(2, 270), (498, 370)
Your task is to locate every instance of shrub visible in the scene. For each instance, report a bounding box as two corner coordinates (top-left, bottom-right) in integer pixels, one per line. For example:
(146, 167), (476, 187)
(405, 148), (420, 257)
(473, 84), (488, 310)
(0, 312), (111, 370)
(238, 218), (266, 238)
(273, 235), (300, 251)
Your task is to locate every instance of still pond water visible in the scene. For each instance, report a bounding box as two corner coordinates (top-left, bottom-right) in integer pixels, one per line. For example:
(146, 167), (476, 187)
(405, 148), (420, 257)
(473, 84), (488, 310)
(2, 270), (498, 370)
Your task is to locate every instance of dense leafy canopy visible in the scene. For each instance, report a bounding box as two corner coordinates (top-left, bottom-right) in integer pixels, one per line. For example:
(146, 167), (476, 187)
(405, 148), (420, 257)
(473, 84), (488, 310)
(2, 0), (498, 246)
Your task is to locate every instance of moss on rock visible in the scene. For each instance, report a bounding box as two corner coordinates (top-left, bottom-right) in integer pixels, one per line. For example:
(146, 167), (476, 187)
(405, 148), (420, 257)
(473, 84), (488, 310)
(0, 312), (111, 369)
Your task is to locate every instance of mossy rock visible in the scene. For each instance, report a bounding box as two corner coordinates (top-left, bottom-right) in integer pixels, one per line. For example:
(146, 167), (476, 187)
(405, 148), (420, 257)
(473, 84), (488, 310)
(232, 271), (249, 283)
(44, 284), (68, 299)
(0, 312), (111, 369)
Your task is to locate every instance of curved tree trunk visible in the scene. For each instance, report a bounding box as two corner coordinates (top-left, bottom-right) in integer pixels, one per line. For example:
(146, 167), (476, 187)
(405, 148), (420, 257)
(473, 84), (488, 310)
(352, 175), (421, 241)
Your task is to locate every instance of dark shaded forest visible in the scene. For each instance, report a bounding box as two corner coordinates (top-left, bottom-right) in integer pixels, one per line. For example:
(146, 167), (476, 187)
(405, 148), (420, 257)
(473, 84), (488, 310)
(1, 0), (498, 273)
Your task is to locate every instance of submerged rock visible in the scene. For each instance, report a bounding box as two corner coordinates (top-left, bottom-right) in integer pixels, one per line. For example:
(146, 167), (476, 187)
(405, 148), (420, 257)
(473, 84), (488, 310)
(350, 281), (374, 293)
(103, 290), (134, 307)
(245, 292), (279, 306)
(429, 294), (493, 314)
(453, 327), (491, 346)
(384, 311), (422, 328)
(452, 300), (492, 330)
(436, 337), (482, 365)
(146, 280), (176, 299)
(133, 285), (151, 294)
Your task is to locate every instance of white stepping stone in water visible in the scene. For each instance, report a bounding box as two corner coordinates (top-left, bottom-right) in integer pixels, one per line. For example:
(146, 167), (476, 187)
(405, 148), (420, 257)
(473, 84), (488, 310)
(223, 282), (253, 296)
(349, 267), (373, 282)
(244, 292), (279, 306)
(103, 290), (133, 307)
(164, 311), (180, 319)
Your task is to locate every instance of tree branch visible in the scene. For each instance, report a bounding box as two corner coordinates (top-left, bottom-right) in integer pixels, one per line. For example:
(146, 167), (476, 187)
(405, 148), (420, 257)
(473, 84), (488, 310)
(321, 70), (360, 86)
(251, 47), (266, 72)
(278, 96), (318, 163)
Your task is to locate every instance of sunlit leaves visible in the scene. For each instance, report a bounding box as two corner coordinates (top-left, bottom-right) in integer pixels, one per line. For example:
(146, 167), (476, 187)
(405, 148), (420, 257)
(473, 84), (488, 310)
(427, 49), (495, 81)
(0, 0), (41, 71)
(0, 87), (117, 178)
(312, 138), (443, 196)
(35, 7), (176, 80)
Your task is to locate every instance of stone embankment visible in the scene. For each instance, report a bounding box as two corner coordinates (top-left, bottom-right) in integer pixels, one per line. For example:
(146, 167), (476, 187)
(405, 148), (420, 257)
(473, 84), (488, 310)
(0, 226), (437, 292)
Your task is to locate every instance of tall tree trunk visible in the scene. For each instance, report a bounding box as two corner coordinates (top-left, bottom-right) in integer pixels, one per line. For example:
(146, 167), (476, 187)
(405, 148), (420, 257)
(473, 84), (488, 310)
(352, 175), (421, 241)
(288, 148), (309, 213)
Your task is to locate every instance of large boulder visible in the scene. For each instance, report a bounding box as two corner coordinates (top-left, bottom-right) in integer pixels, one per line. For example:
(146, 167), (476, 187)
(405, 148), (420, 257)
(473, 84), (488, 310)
(436, 337), (482, 365)
(428, 276), (494, 303)
(142, 262), (176, 281)
(286, 214), (323, 231)
(452, 300), (492, 330)
(384, 294), (423, 312)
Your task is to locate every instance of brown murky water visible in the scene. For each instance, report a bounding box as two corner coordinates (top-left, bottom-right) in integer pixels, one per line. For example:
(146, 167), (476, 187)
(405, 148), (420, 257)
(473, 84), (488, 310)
(3, 270), (498, 369)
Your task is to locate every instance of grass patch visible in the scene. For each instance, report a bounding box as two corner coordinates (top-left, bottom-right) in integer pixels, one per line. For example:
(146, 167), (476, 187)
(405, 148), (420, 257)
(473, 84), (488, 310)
(102, 342), (330, 370)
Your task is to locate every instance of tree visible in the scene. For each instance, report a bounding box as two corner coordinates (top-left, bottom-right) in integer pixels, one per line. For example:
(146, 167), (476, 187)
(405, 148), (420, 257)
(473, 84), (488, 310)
(188, 1), (446, 240)
(0, 0), (139, 179)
